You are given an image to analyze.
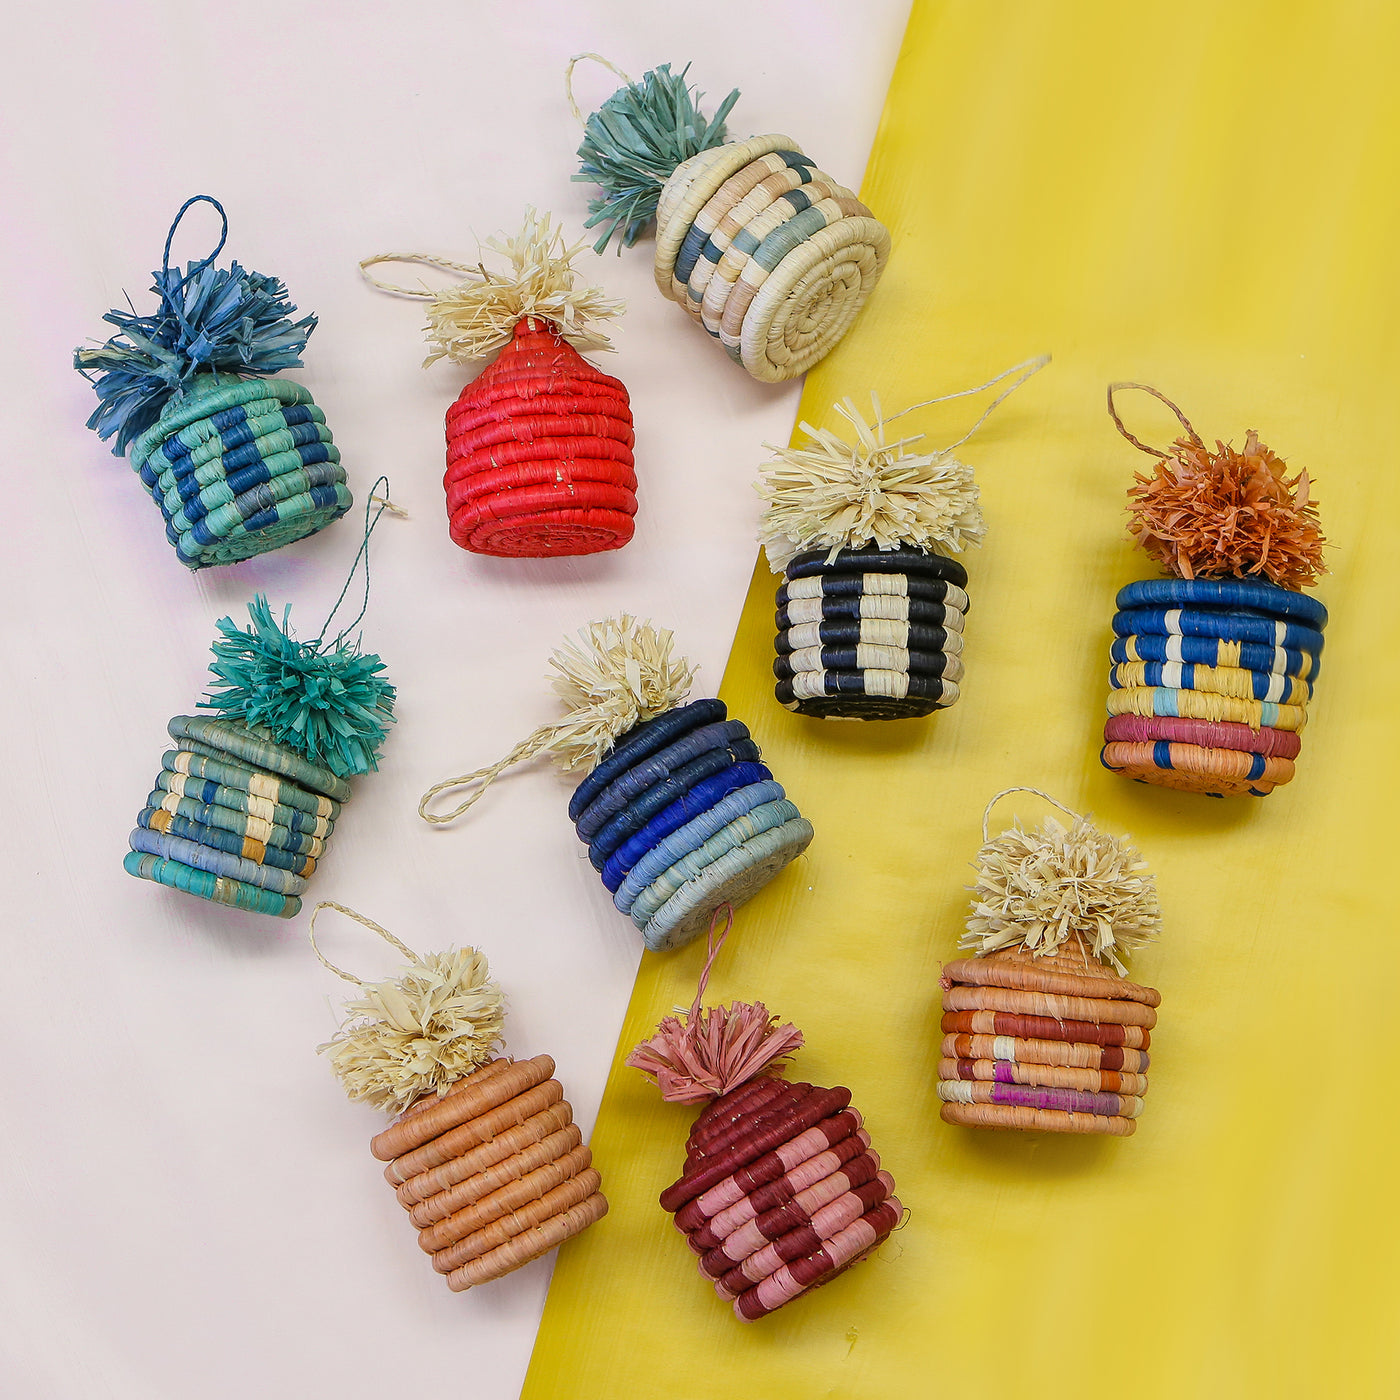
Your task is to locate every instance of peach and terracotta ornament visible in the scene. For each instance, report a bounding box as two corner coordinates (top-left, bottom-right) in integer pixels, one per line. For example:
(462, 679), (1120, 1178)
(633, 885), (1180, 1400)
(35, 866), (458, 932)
(938, 789), (1163, 1137)
(310, 902), (606, 1290)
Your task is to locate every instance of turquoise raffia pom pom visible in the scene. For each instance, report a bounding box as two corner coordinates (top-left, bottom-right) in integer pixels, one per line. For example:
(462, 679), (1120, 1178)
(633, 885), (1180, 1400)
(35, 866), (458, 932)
(201, 596), (396, 778)
(575, 62), (739, 254)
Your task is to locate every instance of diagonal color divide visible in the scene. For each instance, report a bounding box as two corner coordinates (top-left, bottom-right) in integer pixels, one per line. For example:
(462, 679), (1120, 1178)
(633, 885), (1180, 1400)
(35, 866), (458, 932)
(524, 3), (1400, 1395)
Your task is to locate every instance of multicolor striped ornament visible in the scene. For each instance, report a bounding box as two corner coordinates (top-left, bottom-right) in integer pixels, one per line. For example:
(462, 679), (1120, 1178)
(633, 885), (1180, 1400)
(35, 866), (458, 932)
(419, 618), (812, 952)
(311, 903), (607, 1291)
(362, 210), (637, 558)
(75, 196), (350, 568)
(1100, 384), (1329, 796)
(571, 57), (890, 381)
(940, 790), (1162, 1136)
(628, 907), (901, 1320)
(125, 492), (397, 918)
(756, 360), (1047, 719)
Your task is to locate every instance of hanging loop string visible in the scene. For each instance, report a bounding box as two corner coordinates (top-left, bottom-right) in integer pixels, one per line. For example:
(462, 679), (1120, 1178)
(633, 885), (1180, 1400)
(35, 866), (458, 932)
(686, 903), (735, 1022)
(315, 474), (397, 647)
(309, 901), (424, 985)
(881, 354), (1051, 453)
(565, 52), (634, 127)
(418, 727), (562, 824)
(1106, 382), (1205, 458)
(160, 195), (230, 342)
(358, 253), (483, 300)
(980, 786), (1082, 844)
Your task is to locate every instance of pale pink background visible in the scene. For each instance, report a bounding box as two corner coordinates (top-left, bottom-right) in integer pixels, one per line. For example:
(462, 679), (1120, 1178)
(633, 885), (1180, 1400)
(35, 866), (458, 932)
(0, 4), (909, 1396)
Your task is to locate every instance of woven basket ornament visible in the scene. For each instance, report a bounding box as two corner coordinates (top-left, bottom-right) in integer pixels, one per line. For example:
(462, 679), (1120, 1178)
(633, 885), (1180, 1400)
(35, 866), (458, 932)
(570, 55), (891, 382)
(627, 907), (901, 1320)
(124, 490), (398, 918)
(75, 196), (351, 568)
(1100, 384), (1329, 796)
(311, 903), (607, 1291)
(757, 358), (1048, 719)
(938, 789), (1162, 1136)
(419, 617), (813, 952)
(362, 210), (637, 558)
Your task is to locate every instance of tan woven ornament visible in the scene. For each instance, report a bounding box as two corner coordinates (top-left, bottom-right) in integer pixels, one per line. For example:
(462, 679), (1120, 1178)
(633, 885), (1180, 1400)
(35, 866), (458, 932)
(311, 902), (606, 1289)
(939, 789), (1163, 1137)
(570, 56), (890, 382)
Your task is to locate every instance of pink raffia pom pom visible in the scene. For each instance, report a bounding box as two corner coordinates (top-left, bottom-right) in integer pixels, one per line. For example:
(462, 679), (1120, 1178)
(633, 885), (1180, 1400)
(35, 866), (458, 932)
(625, 905), (804, 1104)
(627, 1002), (804, 1104)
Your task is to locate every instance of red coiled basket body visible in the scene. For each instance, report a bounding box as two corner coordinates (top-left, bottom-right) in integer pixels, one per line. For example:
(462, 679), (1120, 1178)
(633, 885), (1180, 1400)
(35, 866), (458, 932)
(443, 319), (637, 557)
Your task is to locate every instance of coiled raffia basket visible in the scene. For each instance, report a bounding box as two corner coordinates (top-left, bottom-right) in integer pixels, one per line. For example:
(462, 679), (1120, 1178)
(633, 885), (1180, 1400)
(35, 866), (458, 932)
(939, 943), (1159, 1136)
(444, 319), (636, 557)
(373, 1054), (607, 1291)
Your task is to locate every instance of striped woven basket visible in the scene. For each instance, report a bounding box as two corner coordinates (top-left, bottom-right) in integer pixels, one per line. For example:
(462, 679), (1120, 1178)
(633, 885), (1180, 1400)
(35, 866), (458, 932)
(629, 910), (900, 1321)
(1100, 383), (1329, 797)
(575, 62), (890, 382)
(938, 943), (1160, 1137)
(772, 545), (970, 719)
(130, 376), (350, 569)
(125, 715), (352, 920)
(76, 197), (350, 569)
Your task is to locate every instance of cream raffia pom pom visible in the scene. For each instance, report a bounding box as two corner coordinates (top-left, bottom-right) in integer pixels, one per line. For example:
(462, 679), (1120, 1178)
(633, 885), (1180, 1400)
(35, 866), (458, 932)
(363, 209), (625, 366)
(961, 813), (1161, 974)
(757, 396), (987, 573)
(426, 210), (622, 363)
(418, 616), (697, 824)
(319, 945), (506, 1113)
(545, 615), (697, 772)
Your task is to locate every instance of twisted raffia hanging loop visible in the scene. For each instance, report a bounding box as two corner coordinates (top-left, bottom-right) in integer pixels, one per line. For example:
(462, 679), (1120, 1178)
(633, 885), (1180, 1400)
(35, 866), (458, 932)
(1106, 382), (1206, 458)
(161, 195), (230, 333)
(980, 786), (1084, 844)
(686, 903), (736, 1022)
(884, 355), (1051, 453)
(565, 52), (634, 126)
(358, 253), (483, 300)
(418, 728), (560, 825)
(309, 901), (425, 985)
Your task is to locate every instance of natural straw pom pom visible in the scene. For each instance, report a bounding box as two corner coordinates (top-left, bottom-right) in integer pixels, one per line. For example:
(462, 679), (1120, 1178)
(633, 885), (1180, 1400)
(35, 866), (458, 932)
(757, 397), (986, 573)
(962, 811), (1161, 974)
(419, 209), (624, 365)
(319, 945), (506, 1113)
(1127, 429), (1326, 590)
(546, 616), (697, 772)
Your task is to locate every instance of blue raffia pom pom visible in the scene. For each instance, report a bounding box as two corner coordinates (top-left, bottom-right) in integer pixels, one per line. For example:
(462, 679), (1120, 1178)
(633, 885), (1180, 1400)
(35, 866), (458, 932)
(575, 62), (739, 254)
(75, 260), (317, 455)
(201, 596), (396, 778)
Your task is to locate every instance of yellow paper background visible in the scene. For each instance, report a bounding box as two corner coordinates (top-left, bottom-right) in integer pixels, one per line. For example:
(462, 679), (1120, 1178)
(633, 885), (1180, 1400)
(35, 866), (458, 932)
(524, 3), (1400, 1396)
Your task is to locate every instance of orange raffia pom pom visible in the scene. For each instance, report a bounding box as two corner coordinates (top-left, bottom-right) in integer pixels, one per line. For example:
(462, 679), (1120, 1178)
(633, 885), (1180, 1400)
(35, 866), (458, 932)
(1127, 430), (1326, 590)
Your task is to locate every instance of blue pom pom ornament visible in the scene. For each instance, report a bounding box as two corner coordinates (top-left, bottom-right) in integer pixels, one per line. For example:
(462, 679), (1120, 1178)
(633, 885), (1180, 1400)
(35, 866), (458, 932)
(76, 197), (351, 568)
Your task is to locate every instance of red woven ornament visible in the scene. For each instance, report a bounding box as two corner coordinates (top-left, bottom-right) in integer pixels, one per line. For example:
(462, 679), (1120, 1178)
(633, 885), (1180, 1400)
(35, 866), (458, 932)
(444, 320), (635, 556)
(627, 907), (901, 1322)
(362, 210), (637, 559)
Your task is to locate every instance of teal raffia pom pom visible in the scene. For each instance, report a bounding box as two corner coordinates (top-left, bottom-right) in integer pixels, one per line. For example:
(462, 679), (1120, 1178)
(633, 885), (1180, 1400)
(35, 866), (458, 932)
(574, 62), (739, 254)
(74, 196), (317, 455)
(201, 595), (396, 779)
